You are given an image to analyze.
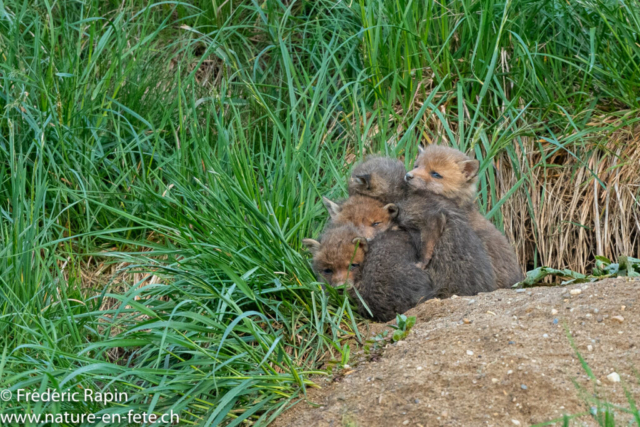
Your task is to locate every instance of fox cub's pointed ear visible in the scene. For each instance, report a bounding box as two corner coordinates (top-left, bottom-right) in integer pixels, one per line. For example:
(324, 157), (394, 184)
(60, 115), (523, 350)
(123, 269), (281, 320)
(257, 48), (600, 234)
(351, 173), (371, 190)
(322, 197), (342, 220)
(302, 239), (321, 255)
(384, 203), (399, 218)
(351, 237), (369, 253)
(417, 144), (426, 154)
(461, 160), (479, 181)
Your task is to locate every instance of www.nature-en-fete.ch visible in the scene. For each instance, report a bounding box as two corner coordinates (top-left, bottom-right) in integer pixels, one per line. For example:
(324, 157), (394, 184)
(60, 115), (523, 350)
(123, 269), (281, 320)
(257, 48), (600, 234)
(0, 411), (180, 424)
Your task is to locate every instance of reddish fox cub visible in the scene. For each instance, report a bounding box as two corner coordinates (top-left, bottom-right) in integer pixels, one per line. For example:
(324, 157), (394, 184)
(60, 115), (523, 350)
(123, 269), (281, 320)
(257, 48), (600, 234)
(406, 145), (524, 288)
(303, 225), (367, 288)
(322, 195), (398, 240)
(303, 225), (436, 321)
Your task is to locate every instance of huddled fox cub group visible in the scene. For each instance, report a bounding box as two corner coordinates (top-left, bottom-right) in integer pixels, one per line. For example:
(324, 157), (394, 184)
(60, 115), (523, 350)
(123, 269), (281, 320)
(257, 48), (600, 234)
(303, 145), (523, 322)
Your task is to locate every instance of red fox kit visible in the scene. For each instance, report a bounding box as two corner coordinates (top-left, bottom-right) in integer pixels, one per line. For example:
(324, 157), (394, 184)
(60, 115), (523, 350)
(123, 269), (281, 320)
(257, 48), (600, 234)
(406, 145), (524, 288)
(303, 225), (436, 321)
(302, 225), (367, 288)
(322, 195), (398, 240)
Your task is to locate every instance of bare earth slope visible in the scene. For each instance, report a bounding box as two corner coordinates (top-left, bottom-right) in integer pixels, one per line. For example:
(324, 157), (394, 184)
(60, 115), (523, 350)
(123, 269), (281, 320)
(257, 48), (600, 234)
(274, 278), (640, 427)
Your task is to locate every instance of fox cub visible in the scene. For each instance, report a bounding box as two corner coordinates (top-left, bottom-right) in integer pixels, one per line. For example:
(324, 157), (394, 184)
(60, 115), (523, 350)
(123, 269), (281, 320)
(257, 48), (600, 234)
(346, 156), (497, 295)
(322, 195), (398, 240)
(303, 225), (436, 321)
(348, 156), (407, 204)
(303, 225), (367, 288)
(406, 145), (524, 288)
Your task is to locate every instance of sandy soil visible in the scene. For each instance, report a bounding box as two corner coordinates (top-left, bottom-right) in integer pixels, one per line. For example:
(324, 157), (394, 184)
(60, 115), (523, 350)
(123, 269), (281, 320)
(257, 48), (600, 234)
(273, 278), (640, 427)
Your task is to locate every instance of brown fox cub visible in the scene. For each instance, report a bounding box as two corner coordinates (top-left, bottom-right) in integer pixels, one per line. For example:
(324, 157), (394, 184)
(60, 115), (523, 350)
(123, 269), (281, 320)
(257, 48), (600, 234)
(348, 156), (407, 204)
(303, 225), (436, 321)
(303, 225), (367, 288)
(406, 145), (524, 288)
(322, 195), (398, 240)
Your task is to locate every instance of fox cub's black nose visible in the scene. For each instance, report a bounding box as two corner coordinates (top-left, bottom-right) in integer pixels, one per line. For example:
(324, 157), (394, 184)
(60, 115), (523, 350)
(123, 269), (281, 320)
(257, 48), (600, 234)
(404, 172), (414, 182)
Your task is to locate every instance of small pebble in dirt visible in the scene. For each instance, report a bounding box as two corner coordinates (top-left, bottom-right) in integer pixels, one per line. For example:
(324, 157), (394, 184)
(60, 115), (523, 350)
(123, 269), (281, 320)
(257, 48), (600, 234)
(507, 370), (513, 375)
(543, 334), (549, 338)
(553, 318), (559, 324)
(463, 318), (471, 324)
(467, 350), (474, 356)
(551, 309), (558, 315)
(611, 315), (624, 323)
(403, 420), (409, 425)
(521, 384), (528, 390)
(570, 289), (582, 295)
(516, 289), (525, 293)
(594, 308), (599, 314)
(468, 299), (476, 305)
(587, 345), (593, 351)
(492, 378), (499, 383)
(417, 366), (423, 370)
(607, 372), (620, 383)
(508, 341), (515, 345)
(512, 420), (521, 425)
(414, 399), (420, 404)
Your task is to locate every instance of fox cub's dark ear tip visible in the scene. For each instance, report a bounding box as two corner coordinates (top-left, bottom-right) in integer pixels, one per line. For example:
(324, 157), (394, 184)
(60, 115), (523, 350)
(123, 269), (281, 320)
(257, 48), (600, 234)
(302, 239), (321, 254)
(461, 159), (480, 180)
(351, 237), (369, 252)
(384, 203), (399, 218)
(352, 173), (371, 189)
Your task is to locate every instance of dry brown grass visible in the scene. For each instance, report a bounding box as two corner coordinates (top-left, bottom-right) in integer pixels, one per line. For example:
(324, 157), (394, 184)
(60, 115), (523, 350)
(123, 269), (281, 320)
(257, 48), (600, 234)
(500, 122), (640, 273)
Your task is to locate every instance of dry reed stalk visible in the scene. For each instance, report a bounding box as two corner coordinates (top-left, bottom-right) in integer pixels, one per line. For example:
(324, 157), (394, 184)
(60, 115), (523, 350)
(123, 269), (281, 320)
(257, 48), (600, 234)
(500, 124), (640, 273)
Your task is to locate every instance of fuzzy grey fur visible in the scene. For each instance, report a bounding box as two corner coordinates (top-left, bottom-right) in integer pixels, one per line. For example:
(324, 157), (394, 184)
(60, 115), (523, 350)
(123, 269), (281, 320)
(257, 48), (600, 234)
(395, 191), (497, 297)
(352, 229), (436, 322)
(348, 156), (407, 204)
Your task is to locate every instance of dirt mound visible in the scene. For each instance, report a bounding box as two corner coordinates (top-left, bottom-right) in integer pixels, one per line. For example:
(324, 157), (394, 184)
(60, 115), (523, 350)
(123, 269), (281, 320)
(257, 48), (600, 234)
(274, 278), (640, 427)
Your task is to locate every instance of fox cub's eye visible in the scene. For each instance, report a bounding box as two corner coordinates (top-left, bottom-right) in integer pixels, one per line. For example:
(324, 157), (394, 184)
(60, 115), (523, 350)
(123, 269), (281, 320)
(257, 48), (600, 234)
(371, 222), (381, 227)
(349, 263), (360, 270)
(322, 268), (333, 274)
(431, 171), (443, 179)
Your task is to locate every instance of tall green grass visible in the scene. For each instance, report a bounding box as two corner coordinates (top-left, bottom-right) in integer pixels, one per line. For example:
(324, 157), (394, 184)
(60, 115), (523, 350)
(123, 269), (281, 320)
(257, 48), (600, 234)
(1, 0), (638, 424)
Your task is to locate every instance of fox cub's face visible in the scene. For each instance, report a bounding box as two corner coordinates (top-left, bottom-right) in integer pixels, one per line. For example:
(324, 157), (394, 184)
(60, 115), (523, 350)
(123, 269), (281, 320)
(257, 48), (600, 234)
(404, 145), (479, 203)
(303, 226), (367, 287)
(323, 195), (398, 240)
(348, 156), (406, 203)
